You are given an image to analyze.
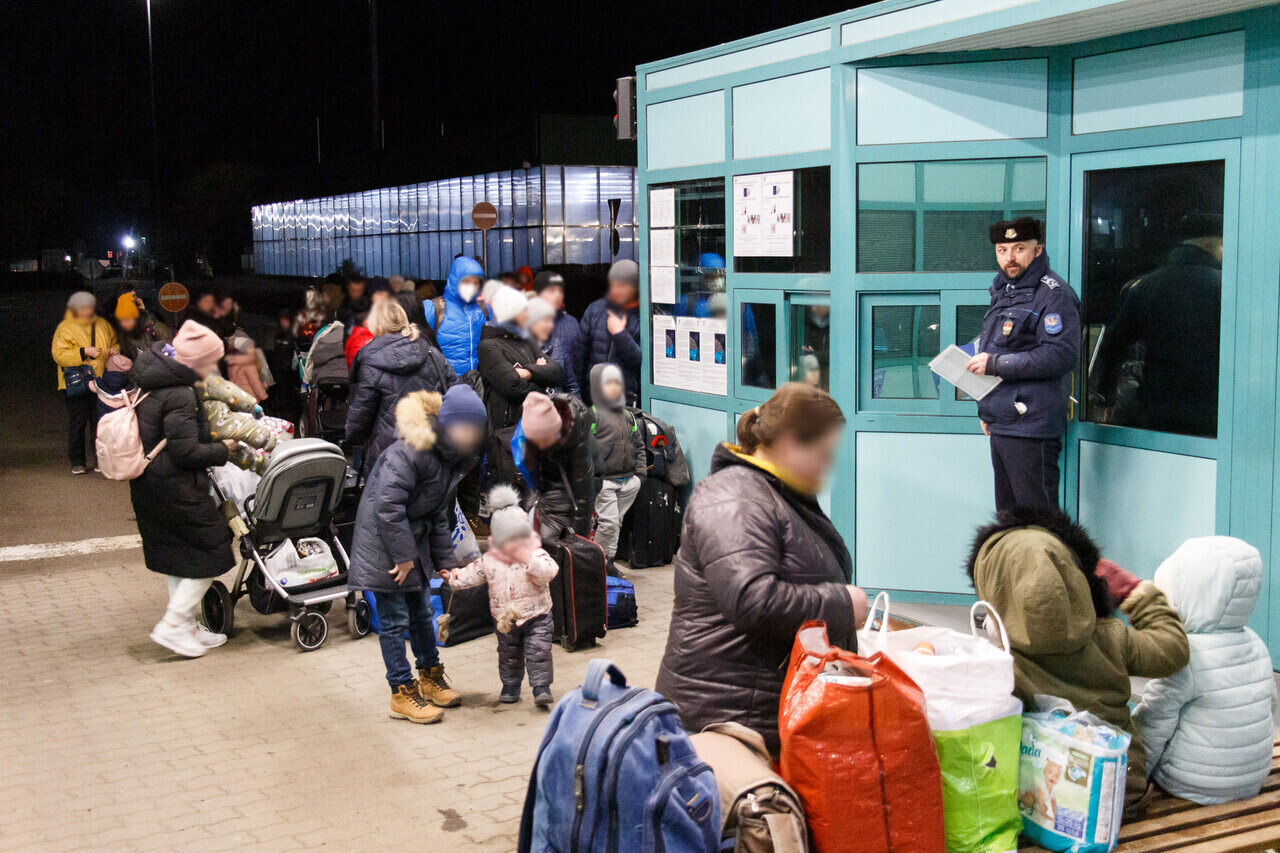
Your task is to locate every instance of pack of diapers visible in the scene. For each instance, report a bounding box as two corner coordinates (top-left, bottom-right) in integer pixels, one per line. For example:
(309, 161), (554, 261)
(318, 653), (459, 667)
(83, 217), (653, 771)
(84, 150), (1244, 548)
(1018, 697), (1130, 853)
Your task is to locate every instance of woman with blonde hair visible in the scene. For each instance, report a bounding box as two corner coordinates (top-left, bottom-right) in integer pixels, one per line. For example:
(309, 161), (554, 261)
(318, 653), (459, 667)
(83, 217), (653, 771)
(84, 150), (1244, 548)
(346, 299), (458, 475)
(657, 382), (868, 753)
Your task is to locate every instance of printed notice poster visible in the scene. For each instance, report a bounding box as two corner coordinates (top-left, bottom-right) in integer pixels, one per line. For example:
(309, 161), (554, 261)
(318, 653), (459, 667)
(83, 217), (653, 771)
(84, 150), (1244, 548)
(703, 318), (728, 395)
(649, 187), (676, 229)
(652, 315), (679, 388)
(650, 265), (676, 305)
(650, 227), (675, 268)
(674, 317), (701, 390)
(733, 171), (794, 258)
(733, 174), (763, 257)
(760, 171), (794, 257)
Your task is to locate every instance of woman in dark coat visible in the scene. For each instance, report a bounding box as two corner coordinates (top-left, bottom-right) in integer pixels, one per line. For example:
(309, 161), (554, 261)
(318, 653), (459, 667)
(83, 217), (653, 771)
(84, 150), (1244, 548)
(477, 310), (564, 432)
(348, 386), (486, 722)
(345, 300), (457, 477)
(504, 392), (595, 538)
(655, 383), (868, 754)
(130, 322), (237, 659)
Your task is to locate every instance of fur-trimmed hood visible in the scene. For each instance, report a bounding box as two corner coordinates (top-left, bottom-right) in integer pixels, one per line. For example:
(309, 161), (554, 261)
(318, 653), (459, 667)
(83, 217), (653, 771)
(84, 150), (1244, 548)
(394, 390), (440, 451)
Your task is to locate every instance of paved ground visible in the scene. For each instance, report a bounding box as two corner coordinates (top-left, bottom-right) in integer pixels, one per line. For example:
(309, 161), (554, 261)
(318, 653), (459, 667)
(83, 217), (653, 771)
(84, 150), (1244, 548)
(0, 289), (675, 851)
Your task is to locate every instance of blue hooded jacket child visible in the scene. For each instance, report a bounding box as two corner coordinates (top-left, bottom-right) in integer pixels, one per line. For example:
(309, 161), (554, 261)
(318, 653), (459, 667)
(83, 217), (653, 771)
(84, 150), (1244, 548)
(426, 256), (488, 375)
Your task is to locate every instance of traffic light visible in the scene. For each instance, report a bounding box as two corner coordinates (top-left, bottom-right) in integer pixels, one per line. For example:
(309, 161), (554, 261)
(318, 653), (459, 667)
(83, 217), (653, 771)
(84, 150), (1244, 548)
(613, 76), (636, 141)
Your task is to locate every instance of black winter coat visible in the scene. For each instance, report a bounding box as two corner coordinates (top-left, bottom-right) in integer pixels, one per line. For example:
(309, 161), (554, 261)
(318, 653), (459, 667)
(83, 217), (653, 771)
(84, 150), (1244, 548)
(345, 333), (457, 474)
(656, 444), (856, 754)
(128, 345), (234, 579)
(347, 393), (474, 594)
(573, 298), (641, 406)
(477, 323), (564, 431)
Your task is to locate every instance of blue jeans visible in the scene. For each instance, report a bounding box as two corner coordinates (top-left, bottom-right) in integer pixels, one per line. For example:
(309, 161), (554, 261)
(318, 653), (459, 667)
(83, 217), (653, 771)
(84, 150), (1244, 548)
(376, 587), (441, 688)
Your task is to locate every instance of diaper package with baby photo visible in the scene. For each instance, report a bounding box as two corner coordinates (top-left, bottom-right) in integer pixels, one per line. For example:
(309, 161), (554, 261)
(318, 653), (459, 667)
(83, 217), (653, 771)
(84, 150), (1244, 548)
(1018, 697), (1130, 853)
(264, 537), (339, 587)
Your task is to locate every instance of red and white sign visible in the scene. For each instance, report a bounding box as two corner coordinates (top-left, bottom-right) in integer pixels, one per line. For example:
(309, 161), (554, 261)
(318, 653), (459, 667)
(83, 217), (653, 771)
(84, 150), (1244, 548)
(158, 282), (190, 314)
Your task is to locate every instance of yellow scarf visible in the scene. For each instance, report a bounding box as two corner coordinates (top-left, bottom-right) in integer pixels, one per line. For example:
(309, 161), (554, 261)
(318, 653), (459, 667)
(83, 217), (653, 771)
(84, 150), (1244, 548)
(725, 444), (819, 496)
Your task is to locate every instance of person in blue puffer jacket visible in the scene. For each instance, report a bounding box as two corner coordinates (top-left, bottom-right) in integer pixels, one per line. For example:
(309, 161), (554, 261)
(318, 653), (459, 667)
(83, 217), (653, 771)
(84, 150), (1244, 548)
(426, 256), (488, 375)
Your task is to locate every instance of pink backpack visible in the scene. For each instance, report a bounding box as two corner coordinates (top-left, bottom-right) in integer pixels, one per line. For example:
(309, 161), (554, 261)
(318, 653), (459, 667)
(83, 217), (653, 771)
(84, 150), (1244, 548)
(96, 389), (167, 480)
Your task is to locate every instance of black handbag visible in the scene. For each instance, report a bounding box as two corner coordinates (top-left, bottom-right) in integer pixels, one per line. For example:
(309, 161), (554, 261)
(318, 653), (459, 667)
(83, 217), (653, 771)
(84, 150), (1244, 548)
(63, 323), (97, 397)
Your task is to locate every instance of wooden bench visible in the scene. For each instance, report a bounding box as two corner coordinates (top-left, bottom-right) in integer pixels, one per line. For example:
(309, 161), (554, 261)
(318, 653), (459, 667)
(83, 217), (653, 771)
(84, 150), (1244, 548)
(1021, 742), (1280, 852)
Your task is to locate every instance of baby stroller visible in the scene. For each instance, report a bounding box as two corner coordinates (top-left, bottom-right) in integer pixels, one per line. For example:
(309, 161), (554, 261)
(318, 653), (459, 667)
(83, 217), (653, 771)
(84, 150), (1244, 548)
(297, 321), (349, 443)
(201, 438), (372, 652)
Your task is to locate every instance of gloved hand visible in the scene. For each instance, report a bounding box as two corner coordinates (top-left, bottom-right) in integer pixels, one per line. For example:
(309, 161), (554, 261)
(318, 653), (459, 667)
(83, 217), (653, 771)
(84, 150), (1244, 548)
(1095, 558), (1141, 604)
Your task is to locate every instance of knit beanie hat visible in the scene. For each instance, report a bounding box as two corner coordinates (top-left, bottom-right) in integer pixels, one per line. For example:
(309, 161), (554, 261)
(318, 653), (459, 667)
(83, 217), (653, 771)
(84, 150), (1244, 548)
(533, 270), (564, 294)
(171, 320), (225, 373)
(67, 291), (96, 311)
(521, 392), (562, 445)
(107, 354), (133, 374)
(437, 383), (487, 428)
(480, 279), (506, 303)
(487, 485), (533, 548)
(114, 292), (140, 320)
(523, 296), (556, 327)
(490, 285), (529, 325)
(607, 259), (639, 288)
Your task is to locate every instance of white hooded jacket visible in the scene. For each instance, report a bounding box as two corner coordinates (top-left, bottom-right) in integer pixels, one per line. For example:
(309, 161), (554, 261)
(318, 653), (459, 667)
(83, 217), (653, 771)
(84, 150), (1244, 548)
(1134, 536), (1276, 804)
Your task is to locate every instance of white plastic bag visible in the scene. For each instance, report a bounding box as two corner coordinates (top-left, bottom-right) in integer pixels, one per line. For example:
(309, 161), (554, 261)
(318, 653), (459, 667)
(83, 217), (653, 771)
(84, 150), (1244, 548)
(859, 596), (1021, 730)
(1018, 698), (1130, 853)
(451, 502), (481, 565)
(264, 537), (339, 587)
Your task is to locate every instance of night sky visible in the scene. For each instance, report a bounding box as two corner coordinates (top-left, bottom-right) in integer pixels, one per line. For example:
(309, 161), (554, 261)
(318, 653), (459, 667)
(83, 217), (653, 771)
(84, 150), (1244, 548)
(3, 0), (862, 267)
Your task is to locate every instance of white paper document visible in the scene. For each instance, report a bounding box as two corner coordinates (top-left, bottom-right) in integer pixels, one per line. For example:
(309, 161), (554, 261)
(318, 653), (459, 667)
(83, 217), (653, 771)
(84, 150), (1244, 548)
(649, 187), (676, 229)
(650, 228), (675, 268)
(733, 171), (794, 257)
(702, 318), (728, 395)
(650, 265), (676, 304)
(652, 315), (679, 388)
(733, 174), (763, 257)
(929, 344), (1002, 401)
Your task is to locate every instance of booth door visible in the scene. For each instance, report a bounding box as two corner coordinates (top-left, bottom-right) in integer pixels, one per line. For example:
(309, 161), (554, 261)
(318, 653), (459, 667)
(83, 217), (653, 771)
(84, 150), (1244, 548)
(1064, 141), (1237, 581)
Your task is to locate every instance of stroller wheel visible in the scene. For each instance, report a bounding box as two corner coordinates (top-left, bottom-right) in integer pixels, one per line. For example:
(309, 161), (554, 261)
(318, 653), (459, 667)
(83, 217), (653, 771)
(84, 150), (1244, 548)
(347, 597), (372, 638)
(201, 581), (234, 636)
(291, 610), (328, 652)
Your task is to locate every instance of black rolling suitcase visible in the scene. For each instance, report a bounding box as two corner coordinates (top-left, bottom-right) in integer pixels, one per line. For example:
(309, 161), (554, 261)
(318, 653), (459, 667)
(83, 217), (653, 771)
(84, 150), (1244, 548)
(542, 529), (608, 651)
(619, 477), (683, 568)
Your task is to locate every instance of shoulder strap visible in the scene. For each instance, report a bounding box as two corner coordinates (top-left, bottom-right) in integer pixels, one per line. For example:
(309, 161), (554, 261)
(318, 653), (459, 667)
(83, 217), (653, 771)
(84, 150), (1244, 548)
(91, 322), (96, 347)
(433, 297), (446, 329)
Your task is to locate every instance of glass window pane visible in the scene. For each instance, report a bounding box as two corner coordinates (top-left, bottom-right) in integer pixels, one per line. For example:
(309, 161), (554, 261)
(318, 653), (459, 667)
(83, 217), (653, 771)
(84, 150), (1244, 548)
(564, 167), (600, 226)
(565, 227), (599, 265)
(735, 167), (831, 274)
(544, 168), (563, 226)
(741, 302), (777, 389)
(955, 304), (987, 401)
(857, 158), (1047, 272)
(649, 178), (727, 317)
(544, 226), (564, 264)
(790, 303), (831, 392)
(1083, 160), (1225, 438)
(872, 304), (940, 399)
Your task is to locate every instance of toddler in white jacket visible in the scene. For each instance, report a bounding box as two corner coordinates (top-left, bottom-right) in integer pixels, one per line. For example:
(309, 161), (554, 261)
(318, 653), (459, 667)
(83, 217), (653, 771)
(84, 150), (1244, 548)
(1134, 536), (1276, 804)
(443, 485), (559, 707)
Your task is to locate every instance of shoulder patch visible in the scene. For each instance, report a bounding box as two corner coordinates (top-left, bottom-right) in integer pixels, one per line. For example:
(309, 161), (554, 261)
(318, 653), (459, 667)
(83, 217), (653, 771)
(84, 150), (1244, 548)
(1040, 275), (1060, 290)
(1044, 313), (1063, 335)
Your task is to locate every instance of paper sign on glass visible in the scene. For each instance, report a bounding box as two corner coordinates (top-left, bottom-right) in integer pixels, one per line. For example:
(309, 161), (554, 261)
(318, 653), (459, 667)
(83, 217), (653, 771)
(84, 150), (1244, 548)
(929, 344), (1002, 401)
(653, 315), (679, 389)
(649, 187), (676, 229)
(650, 228), (675, 268)
(650, 266), (676, 305)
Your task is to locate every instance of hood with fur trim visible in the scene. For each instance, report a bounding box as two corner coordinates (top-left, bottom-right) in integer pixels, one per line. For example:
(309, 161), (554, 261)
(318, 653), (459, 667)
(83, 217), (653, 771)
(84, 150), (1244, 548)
(394, 390), (440, 451)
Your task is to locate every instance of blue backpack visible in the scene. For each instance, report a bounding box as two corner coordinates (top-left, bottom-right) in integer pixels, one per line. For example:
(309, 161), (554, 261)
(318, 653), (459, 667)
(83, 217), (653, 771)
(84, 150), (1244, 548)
(518, 659), (720, 853)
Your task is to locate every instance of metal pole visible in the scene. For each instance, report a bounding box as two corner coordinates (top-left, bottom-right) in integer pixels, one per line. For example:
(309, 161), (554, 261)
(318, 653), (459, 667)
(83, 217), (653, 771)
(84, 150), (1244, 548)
(145, 0), (161, 286)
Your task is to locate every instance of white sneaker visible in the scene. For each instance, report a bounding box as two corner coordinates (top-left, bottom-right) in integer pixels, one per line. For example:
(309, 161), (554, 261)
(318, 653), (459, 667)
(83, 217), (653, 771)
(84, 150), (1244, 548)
(194, 624), (228, 648)
(150, 621), (207, 658)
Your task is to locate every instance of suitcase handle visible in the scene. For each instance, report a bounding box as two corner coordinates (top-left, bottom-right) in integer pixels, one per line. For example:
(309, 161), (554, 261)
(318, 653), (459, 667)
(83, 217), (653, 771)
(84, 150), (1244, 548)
(582, 659), (627, 702)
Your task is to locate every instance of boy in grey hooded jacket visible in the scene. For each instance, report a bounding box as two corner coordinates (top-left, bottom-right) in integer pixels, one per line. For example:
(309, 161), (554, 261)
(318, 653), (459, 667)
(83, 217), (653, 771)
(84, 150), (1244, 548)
(589, 363), (646, 562)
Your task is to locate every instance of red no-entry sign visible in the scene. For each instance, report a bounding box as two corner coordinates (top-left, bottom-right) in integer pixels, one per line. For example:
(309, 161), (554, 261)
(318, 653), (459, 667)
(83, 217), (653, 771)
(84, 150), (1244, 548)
(472, 201), (498, 231)
(158, 282), (189, 314)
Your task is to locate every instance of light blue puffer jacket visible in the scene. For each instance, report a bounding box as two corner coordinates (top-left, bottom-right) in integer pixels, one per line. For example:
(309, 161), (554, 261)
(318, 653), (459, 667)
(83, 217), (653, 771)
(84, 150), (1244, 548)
(1134, 536), (1276, 805)
(426, 256), (487, 374)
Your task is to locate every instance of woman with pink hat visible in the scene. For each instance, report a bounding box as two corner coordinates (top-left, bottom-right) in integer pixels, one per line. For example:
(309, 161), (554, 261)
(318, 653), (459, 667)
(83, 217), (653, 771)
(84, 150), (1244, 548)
(130, 321), (240, 658)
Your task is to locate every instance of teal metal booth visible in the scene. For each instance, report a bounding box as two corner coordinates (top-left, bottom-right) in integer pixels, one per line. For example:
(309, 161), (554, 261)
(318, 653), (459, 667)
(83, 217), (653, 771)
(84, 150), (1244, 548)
(634, 0), (1280, 658)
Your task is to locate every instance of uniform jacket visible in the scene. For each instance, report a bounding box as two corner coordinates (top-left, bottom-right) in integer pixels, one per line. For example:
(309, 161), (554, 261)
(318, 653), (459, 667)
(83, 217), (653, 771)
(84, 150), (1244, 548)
(52, 310), (118, 390)
(656, 444), (856, 755)
(128, 345), (234, 579)
(574, 297), (641, 406)
(588, 364), (645, 479)
(477, 322), (565, 431)
(347, 392), (474, 594)
(1135, 537), (1275, 804)
(967, 507), (1190, 809)
(978, 252), (1080, 439)
(448, 543), (559, 626)
(425, 256), (488, 374)
(545, 311), (581, 396)
(345, 332), (457, 474)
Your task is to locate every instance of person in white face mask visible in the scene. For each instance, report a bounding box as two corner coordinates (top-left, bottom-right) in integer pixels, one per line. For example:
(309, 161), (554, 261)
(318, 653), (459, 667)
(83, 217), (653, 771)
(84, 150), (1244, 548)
(426, 255), (489, 374)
